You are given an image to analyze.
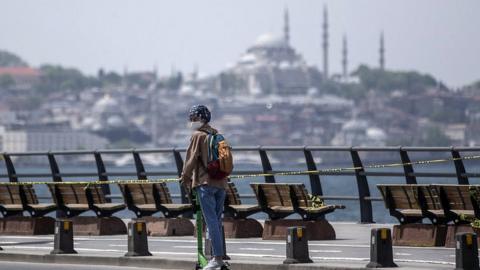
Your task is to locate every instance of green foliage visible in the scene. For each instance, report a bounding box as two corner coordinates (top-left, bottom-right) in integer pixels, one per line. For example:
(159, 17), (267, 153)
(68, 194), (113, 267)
(0, 74), (15, 89)
(0, 50), (28, 67)
(352, 65), (443, 93)
(98, 68), (122, 86)
(36, 65), (98, 93)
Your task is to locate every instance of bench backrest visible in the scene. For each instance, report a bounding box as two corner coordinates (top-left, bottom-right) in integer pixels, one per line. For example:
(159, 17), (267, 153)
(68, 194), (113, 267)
(226, 182), (242, 205)
(417, 185), (443, 210)
(433, 185), (474, 211)
(377, 184), (421, 210)
(290, 184), (311, 208)
(155, 183), (173, 204)
(21, 184), (39, 205)
(48, 184), (107, 205)
(0, 184), (23, 205)
(118, 182), (173, 205)
(252, 183), (295, 208)
(119, 183), (156, 205)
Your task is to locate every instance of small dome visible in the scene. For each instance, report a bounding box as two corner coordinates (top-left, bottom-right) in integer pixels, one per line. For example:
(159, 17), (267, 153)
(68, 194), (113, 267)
(253, 33), (287, 48)
(239, 53), (257, 64)
(93, 94), (120, 114)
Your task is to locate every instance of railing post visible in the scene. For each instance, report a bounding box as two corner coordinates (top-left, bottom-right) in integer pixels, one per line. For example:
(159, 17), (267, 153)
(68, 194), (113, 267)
(452, 148), (469, 185)
(303, 147), (323, 196)
(259, 147), (275, 183)
(47, 152), (64, 218)
(94, 151), (111, 202)
(350, 148), (373, 223)
(3, 153), (18, 182)
(47, 152), (62, 182)
(399, 148), (417, 184)
(173, 148), (189, 204)
(132, 150), (147, 180)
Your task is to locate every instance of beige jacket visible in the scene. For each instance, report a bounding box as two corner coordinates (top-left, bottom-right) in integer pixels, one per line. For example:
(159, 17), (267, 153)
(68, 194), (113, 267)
(180, 123), (228, 189)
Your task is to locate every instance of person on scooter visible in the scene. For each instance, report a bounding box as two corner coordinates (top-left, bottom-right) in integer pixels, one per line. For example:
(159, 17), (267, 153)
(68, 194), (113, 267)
(180, 105), (228, 270)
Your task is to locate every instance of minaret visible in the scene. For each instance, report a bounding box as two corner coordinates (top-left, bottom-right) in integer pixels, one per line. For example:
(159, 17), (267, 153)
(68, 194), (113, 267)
(342, 34), (348, 79)
(379, 31), (385, 70)
(284, 7), (290, 45)
(322, 5), (329, 79)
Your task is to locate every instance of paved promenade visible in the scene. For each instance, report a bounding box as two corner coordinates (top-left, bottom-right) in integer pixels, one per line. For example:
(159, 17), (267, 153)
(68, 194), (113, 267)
(0, 222), (458, 269)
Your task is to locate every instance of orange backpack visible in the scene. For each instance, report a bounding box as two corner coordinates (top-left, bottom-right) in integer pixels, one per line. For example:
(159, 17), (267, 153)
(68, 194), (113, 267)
(206, 133), (233, 180)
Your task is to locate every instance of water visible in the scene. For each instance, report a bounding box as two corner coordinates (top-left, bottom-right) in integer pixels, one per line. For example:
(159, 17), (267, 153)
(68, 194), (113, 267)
(1, 151), (479, 223)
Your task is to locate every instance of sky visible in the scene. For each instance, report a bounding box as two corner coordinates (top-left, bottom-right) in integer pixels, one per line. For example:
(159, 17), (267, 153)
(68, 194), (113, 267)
(1, 0), (479, 87)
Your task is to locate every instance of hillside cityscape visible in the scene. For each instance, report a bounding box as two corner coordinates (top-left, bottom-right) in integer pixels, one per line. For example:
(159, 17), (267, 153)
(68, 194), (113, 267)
(0, 7), (479, 158)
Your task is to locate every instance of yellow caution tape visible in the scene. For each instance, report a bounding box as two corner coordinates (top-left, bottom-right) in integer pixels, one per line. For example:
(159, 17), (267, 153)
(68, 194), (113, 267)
(0, 155), (479, 186)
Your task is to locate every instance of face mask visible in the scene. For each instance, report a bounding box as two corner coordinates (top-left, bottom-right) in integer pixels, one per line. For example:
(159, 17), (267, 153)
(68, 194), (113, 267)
(189, 121), (204, 130)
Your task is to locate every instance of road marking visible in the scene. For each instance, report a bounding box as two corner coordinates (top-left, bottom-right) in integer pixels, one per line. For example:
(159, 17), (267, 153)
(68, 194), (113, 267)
(173, 246), (196, 249)
(310, 250), (342, 253)
(394, 252), (412, 256)
(311, 256), (368, 261)
(239, 248), (275, 251)
(109, 244), (127, 247)
(395, 259), (454, 265)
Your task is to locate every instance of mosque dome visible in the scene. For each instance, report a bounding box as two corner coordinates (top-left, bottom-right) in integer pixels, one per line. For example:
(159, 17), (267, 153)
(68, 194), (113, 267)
(253, 33), (287, 48)
(93, 94), (120, 114)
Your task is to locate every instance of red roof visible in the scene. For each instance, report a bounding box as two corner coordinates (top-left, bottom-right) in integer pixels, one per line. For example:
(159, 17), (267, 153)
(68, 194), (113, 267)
(0, 67), (40, 77)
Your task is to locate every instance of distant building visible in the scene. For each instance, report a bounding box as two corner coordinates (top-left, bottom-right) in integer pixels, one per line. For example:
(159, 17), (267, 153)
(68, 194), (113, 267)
(212, 9), (323, 96)
(0, 124), (108, 152)
(0, 67), (40, 90)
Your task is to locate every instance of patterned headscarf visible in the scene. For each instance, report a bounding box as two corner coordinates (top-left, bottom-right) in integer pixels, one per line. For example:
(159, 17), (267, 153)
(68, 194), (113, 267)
(188, 105), (211, 123)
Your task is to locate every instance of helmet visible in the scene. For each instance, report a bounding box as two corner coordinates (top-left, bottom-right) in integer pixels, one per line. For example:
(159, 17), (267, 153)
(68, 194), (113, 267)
(188, 105), (211, 123)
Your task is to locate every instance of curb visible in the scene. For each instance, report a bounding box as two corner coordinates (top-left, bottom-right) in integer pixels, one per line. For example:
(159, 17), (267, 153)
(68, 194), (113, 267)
(0, 252), (367, 270)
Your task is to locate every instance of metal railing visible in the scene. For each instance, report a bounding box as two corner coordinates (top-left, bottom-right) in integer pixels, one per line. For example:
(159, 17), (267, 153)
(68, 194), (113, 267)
(1, 146), (479, 223)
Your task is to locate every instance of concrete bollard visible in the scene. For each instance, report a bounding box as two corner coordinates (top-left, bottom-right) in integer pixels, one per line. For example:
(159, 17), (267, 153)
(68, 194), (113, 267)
(125, 220), (152, 257)
(283, 226), (313, 264)
(50, 219), (77, 254)
(366, 228), (397, 268)
(455, 233), (480, 270)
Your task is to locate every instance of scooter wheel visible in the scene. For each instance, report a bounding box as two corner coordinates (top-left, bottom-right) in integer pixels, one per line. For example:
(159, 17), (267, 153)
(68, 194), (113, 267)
(195, 263), (202, 270)
(220, 265), (230, 270)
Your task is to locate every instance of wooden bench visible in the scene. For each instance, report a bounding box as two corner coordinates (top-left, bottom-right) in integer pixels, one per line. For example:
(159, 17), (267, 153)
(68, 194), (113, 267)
(118, 182), (192, 218)
(377, 184), (446, 224)
(0, 184), (56, 217)
(47, 183), (125, 218)
(250, 183), (344, 220)
(432, 184), (480, 224)
(224, 182), (261, 219)
(0, 184), (24, 217)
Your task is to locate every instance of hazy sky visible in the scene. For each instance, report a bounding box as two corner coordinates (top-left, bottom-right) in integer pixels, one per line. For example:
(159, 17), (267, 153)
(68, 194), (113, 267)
(1, 0), (479, 87)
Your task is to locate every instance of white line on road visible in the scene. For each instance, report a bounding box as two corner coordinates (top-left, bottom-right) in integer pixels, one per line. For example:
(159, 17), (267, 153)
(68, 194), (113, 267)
(239, 248), (275, 251)
(310, 250), (342, 253)
(394, 252), (412, 256)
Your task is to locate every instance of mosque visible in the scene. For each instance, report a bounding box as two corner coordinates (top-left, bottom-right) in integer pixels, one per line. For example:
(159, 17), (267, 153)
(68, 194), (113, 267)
(188, 7), (386, 96)
(214, 8), (319, 96)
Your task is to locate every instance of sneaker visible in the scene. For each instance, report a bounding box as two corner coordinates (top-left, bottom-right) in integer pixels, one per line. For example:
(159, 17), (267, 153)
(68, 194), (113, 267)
(202, 258), (225, 270)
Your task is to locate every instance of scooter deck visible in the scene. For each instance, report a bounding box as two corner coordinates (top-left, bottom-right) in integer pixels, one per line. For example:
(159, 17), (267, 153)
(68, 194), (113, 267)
(195, 190), (208, 269)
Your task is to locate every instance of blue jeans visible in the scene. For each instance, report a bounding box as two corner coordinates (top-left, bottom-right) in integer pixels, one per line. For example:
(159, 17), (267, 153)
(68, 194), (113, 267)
(197, 185), (226, 257)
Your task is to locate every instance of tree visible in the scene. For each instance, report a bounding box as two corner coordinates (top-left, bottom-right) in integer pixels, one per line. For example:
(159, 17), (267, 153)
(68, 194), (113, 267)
(0, 74), (15, 89)
(351, 65), (444, 93)
(35, 65), (97, 93)
(0, 50), (28, 67)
